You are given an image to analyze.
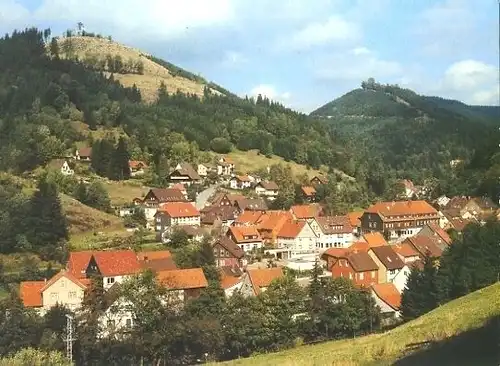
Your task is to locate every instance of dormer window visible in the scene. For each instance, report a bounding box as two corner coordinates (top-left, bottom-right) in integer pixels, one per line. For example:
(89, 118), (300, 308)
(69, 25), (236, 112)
(107, 277), (115, 284)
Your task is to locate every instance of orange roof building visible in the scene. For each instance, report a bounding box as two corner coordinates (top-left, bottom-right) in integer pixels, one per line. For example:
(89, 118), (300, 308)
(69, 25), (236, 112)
(360, 200), (440, 241)
(291, 204), (322, 220)
(227, 225), (263, 252)
(157, 268), (208, 302)
(362, 232), (388, 247)
(371, 283), (402, 318)
(241, 267), (284, 296)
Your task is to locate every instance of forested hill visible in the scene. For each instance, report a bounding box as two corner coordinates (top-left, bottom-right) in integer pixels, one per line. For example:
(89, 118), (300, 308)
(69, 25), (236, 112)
(308, 80), (500, 199)
(0, 28), (344, 176)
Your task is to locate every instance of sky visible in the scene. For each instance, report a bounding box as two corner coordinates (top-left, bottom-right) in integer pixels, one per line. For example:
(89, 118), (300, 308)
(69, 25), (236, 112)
(0, 0), (498, 112)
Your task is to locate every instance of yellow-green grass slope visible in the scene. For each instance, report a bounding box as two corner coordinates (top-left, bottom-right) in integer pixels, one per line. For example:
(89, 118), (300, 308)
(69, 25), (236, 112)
(215, 282), (500, 366)
(55, 36), (222, 103)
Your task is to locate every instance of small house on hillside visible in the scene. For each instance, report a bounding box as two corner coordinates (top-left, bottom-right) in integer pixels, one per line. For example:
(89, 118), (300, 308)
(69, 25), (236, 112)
(154, 202), (200, 231)
(129, 160), (148, 177)
(142, 188), (188, 220)
(310, 175), (328, 186)
(254, 181), (279, 200)
(169, 163), (202, 185)
(230, 175), (252, 190)
(301, 186), (316, 202)
(75, 147), (92, 161)
(48, 159), (74, 176)
(217, 156), (235, 176)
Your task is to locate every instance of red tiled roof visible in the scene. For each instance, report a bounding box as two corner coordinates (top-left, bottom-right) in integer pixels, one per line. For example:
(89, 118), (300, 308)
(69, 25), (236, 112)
(157, 268), (208, 290)
(321, 248), (349, 259)
(228, 226), (262, 243)
(235, 211), (264, 225)
(137, 250), (172, 261)
(129, 160), (148, 169)
(372, 283), (401, 310)
(68, 250), (141, 278)
(233, 175), (252, 182)
(291, 204), (321, 219)
(277, 220), (306, 238)
(365, 200), (437, 217)
(425, 223), (452, 245)
(301, 186), (316, 196)
(258, 211), (293, 231)
(171, 183), (186, 191)
(392, 242), (420, 258)
(157, 202), (200, 218)
(363, 232), (387, 247)
(78, 147), (92, 157)
(247, 267), (284, 295)
(141, 257), (178, 272)
(347, 211), (363, 227)
(349, 241), (370, 252)
(19, 281), (45, 307)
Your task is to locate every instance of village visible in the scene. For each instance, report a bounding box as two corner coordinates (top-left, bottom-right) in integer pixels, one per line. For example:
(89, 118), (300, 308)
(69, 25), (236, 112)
(20, 147), (499, 334)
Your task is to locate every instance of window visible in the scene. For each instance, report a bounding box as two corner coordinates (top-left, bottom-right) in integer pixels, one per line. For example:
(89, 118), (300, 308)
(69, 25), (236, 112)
(126, 318), (132, 328)
(107, 319), (116, 328)
(359, 272), (364, 280)
(68, 291), (77, 299)
(50, 292), (58, 301)
(389, 270), (396, 275)
(371, 271), (376, 278)
(349, 273), (353, 280)
(60, 280), (65, 288)
(107, 277), (115, 284)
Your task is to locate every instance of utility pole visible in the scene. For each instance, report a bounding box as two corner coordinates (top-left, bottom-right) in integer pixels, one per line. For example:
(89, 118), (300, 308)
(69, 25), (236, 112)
(66, 314), (75, 364)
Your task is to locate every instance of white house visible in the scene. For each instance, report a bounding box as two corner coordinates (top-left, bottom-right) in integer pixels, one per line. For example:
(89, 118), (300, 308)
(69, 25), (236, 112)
(154, 202), (201, 232)
(197, 164), (210, 178)
(229, 175), (252, 190)
(227, 225), (263, 252)
(391, 264), (411, 293)
(217, 157), (235, 176)
(276, 220), (318, 259)
(254, 181), (279, 201)
(310, 216), (354, 251)
(49, 159), (74, 176)
(99, 285), (134, 338)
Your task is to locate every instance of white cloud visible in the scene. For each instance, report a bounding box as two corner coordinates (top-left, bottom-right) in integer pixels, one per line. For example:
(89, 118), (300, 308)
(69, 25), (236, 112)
(314, 49), (403, 82)
(249, 84), (292, 103)
(0, 0), (30, 26)
(286, 15), (361, 50)
(439, 60), (499, 105)
(1, 0), (235, 41)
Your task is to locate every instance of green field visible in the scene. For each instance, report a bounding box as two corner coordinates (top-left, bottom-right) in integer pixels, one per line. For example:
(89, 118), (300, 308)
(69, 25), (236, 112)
(214, 283), (500, 366)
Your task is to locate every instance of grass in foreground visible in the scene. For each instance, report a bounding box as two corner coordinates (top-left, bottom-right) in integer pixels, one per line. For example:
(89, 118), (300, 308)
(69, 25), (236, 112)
(214, 282), (500, 366)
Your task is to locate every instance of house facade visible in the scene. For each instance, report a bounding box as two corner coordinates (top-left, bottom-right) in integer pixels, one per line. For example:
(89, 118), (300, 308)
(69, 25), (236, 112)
(142, 188), (188, 220)
(157, 268), (208, 303)
(213, 236), (246, 269)
(129, 160), (148, 177)
(370, 283), (401, 324)
(391, 264), (411, 293)
(20, 271), (89, 314)
(75, 147), (92, 161)
(328, 250), (379, 287)
(254, 181), (279, 200)
(154, 202), (200, 232)
(310, 216), (354, 250)
(217, 157), (235, 176)
(169, 163), (202, 186)
(197, 164), (209, 177)
(227, 226), (263, 252)
(367, 246), (405, 283)
(239, 268), (284, 297)
(360, 200), (439, 240)
(276, 221), (318, 259)
(49, 159), (74, 176)
(229, 175), (252, 190)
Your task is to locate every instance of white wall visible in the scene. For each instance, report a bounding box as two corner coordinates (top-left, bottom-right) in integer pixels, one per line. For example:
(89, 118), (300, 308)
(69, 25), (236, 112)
(99, 297), (134, 338)
(391, 265), (411, 293)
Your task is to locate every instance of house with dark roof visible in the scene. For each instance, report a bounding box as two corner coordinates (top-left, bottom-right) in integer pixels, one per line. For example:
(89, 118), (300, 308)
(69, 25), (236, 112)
(75, 146), (92, 161)
(234, 197), (268, 213)
(328, 250), (379, 287)
(310, 175), (328, 186)
(213, 236), (246, 269)
(254, 181), (279, 200)
(403, 235), (444, 260)
(169, 163), (202, 185)
(142, 188), (188, 220)
(310, 215), (354, 250)
(360, 200), (439, 240)
(239, 267), (284, 296)
(200, 205), (238, 227)
(229, 175), (253, 190)
(367, 246), (405, 283)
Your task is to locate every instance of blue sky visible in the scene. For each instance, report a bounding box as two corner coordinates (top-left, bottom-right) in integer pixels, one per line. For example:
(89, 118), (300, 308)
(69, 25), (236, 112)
(1, 0), (498, 112)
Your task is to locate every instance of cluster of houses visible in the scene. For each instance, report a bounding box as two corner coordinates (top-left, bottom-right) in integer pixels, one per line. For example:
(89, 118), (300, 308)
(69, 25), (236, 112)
(24, 152), (500, 332)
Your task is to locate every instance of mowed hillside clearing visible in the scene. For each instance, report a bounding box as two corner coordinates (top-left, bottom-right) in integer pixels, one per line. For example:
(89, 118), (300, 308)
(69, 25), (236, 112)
(57, 36), (222, 103)
(214, 283), (500, 366)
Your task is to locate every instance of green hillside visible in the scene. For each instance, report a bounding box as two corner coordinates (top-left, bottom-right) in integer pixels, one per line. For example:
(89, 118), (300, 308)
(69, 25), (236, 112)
(215, 282), (500, 366)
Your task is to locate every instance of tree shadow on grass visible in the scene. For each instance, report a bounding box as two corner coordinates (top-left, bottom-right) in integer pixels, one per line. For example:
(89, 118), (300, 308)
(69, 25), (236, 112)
(392, 316), (500, 366)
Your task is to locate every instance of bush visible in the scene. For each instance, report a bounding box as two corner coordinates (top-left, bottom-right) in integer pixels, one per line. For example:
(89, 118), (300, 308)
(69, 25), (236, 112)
(210, 137), (232, 154)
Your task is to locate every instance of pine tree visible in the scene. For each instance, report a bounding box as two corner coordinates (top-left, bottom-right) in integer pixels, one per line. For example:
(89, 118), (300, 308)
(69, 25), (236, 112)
(49, 37), (59, 58)
(109, 137), (130, 180)
(74, 181), (88, 204)
(308, 258), (324, 314)
(26, 179), (68, 255)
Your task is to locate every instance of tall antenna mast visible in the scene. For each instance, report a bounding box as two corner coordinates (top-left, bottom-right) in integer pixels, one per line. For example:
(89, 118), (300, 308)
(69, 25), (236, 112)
(66, 314), (75, 363)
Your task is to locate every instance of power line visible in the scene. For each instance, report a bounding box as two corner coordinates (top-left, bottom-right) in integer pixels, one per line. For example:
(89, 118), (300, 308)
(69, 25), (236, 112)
(66, 314), (75, 364)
